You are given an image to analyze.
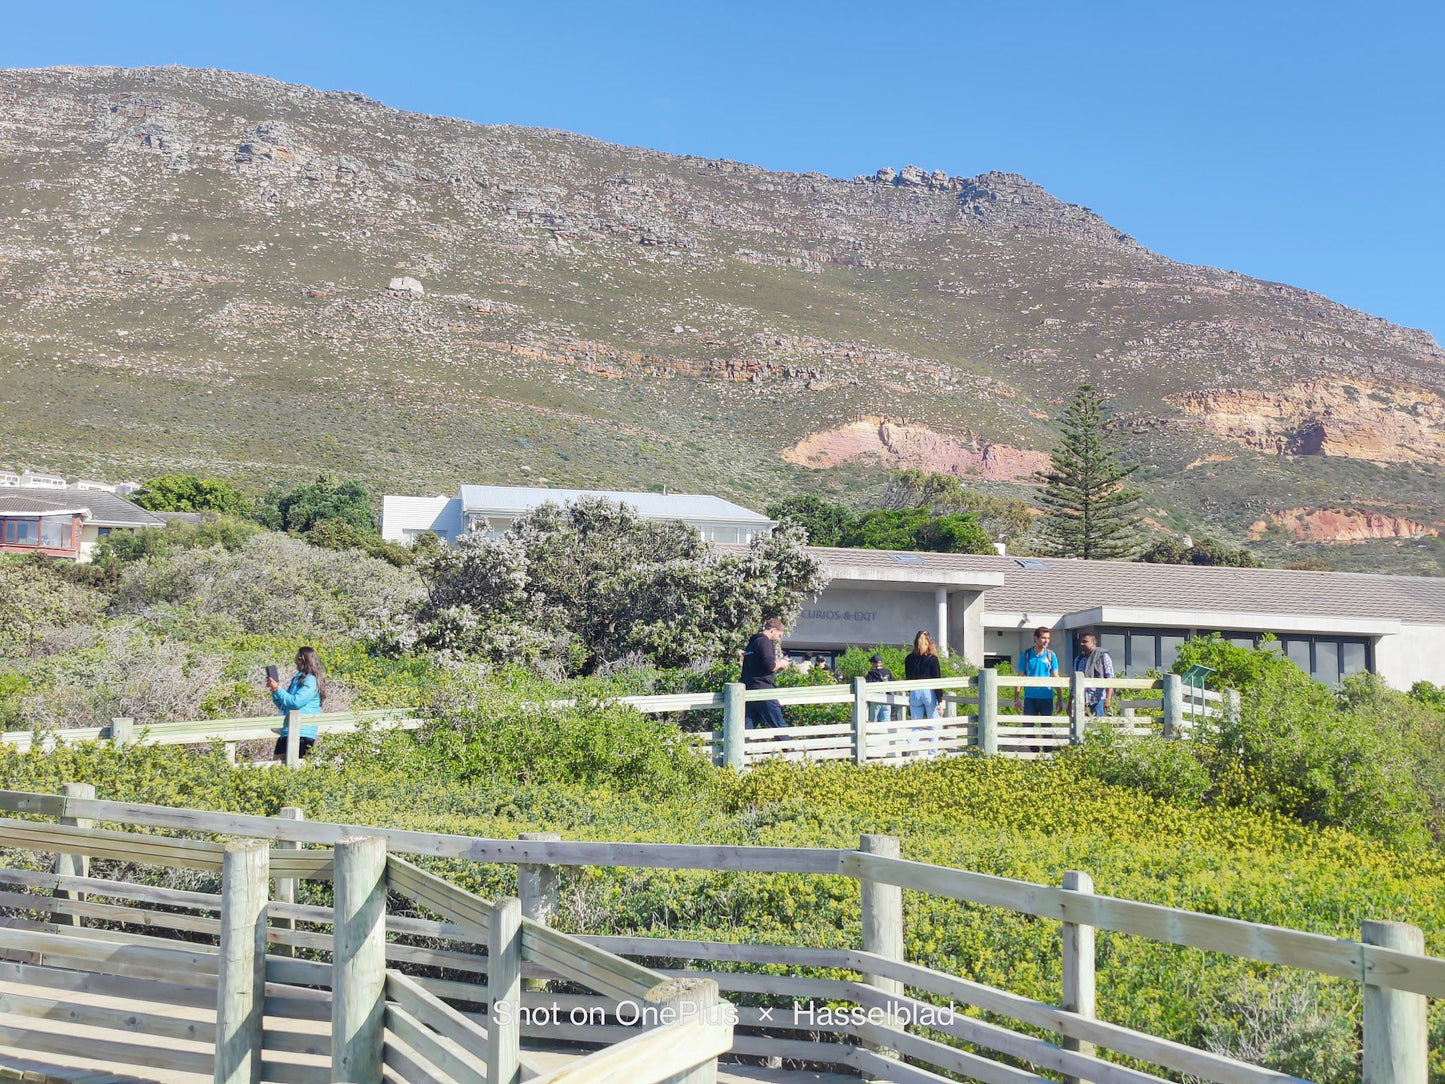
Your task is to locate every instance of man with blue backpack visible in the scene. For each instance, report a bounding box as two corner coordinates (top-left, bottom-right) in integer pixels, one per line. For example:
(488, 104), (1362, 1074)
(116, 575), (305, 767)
(1013, 626), (1061, 719)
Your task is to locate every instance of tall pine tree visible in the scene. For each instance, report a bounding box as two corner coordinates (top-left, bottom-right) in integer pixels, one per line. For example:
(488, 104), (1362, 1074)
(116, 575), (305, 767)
(1037, 384), (1143, 559)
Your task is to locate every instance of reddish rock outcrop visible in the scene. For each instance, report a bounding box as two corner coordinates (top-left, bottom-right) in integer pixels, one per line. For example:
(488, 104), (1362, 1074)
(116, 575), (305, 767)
(1248, 508), (1441, 543)
(783, 418), (1048, 481)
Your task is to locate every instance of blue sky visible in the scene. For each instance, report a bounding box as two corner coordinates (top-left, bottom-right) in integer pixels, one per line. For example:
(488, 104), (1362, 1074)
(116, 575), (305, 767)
(9, 1), (1445, 342)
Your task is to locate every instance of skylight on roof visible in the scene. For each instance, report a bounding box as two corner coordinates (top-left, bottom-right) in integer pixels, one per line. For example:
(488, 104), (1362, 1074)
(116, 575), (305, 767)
(889, 553), (927, 566)
(1014, 558), (1050, 571)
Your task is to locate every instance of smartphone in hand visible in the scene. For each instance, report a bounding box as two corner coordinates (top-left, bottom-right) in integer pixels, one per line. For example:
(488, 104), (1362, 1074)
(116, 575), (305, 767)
(265, 664), (280, 683)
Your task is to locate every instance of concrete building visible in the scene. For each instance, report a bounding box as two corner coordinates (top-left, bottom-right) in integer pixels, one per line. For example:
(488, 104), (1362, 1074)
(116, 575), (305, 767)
(0, 486), (167, 561)
(382, 485), (776, 546)
(785, 548), (1445, 690)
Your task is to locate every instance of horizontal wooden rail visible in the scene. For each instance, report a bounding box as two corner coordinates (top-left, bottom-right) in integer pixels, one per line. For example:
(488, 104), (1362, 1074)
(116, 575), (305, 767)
(0, 708), (424, 753)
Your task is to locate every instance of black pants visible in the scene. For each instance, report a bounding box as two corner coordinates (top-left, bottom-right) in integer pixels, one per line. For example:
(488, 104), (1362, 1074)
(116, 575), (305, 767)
(745, 699), (786, 729)
(274, 735), (315, 759)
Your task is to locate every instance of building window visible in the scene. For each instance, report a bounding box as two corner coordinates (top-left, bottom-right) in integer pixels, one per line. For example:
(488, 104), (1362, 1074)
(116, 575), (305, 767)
(1275, 635), (1372, 684)
(2, 519), (39, 546)
(1085, 627), (1190, 676)
(40, 518), (69, 549)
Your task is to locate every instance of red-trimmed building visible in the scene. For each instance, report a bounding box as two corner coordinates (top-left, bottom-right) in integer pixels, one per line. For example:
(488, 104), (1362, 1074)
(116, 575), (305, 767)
(0, 488), (167, 561)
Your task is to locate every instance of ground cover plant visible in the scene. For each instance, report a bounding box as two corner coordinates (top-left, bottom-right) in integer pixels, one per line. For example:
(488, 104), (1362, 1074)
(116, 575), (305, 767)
(0, 738), (1441, 1083)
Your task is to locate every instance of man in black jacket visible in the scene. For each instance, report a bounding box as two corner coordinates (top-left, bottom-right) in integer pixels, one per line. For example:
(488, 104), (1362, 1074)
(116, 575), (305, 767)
(740, 617), (790, 728)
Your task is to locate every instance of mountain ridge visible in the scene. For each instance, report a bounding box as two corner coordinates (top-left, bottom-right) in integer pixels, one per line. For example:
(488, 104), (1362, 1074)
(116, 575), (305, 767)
(2, 64), (1443, 572)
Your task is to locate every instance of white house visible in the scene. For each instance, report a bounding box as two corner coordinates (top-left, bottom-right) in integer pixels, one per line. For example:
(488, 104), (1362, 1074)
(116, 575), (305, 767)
(382, 485), (776, 546)
(776, 548), (1445, 691)
(19, 471), (66, 490)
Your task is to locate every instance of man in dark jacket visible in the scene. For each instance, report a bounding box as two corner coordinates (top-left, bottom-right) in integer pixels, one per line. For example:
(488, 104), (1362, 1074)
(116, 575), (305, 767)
(740, 617), (790, 728)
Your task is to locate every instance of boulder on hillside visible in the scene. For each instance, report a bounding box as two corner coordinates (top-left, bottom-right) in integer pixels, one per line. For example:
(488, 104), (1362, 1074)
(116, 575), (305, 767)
(388, 276), (424, 296)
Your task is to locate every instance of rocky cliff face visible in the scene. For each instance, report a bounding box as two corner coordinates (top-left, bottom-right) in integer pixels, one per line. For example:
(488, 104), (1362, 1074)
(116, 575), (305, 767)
(1170, 381), (1445, 464)
(1, 65), (1443, 567)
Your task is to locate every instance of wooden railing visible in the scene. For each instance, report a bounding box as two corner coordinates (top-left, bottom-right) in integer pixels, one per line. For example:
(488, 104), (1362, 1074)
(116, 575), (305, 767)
(0, 674), (1230, 772)
(0, 785), (732, 1084)
(0, 786), (1435, 1083)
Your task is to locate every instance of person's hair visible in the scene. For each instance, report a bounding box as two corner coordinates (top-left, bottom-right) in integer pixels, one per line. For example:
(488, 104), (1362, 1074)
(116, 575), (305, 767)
(762, 617), (785, 632)
(869, 653), (883, 664)
(1033, 626), (1051, 638)
(1079, 630), (1098, 646)
(913, 630), (937, 657)
(295, 645), (326, 704)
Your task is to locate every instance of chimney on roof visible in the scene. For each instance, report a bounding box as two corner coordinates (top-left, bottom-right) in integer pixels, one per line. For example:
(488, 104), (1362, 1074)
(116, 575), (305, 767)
(994, 542), (1007, 556)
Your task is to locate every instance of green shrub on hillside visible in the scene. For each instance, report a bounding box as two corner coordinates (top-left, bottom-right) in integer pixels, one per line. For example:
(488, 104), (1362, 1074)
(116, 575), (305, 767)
(1170, 636), (1432, 845)
(132, 474), (252, 517)
(412, 670), (714, 791)
(113, 532), (423, 639)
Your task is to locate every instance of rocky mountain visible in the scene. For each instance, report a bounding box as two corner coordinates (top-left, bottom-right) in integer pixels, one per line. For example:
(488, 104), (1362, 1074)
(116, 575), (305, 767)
(2, 65), (1443, 571)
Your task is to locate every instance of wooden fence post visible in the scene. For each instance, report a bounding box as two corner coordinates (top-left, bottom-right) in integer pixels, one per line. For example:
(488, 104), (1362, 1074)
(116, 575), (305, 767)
(976, 668), (999, 755)
(109, 717), (134, 746)
(1161, 674), (1184, 740)
(52, 782), (94, 927)
(332, 836), (387, 1084)
(284, 710), (301, 769)
(1061, 870), (1096, 1084)
(722, 683), (746, 769)
(518, 833), (561, 992)
(488, 896), (523, 1084)
(1361, 920), (1427, 1084)
(859, 834), (904, 1057)
(646, 977), (725, 1084)
(1225, 688), (1241, 727)
(271, 806), (304, 958)
(215, 839), (269, 1084)
(1068, 672), (1088, 745)
(852, 677), (869, 766)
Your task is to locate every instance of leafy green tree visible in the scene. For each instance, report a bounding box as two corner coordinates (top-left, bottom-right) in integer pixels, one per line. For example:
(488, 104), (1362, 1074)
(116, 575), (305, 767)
(306, 519), (413, 568)
(1037, 384), (1142, 559)
(880, 469), (1034, 548)
(258, 475), (375, 534)
(132, 474), (251, 516)
(843, 508), (995, 554)
(765, 495), (854, 546)
(417, 497), (827, 674)
(1138, 537), (1262, 568)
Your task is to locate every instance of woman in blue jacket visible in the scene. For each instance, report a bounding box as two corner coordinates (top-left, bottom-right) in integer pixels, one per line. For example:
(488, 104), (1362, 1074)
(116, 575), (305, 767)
(268, 646), (326, 759)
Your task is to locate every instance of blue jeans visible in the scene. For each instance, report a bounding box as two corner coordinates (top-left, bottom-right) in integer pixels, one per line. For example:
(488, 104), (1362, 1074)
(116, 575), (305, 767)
(1088, 698), (1108, 717)
(869, 699), (897, 723)
(909, 690), (938, 719)
(1022, 697), (1056, 718)
(745, 699), (785, 729)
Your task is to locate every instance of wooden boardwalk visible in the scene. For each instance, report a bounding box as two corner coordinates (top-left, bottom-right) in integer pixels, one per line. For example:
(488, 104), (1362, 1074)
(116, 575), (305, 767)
(0, 785), (1438, 1084)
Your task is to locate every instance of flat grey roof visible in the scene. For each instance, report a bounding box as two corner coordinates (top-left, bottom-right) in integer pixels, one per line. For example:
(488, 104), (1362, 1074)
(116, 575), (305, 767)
(799, 547), (1445, 626)
(458, 485), (774, 524)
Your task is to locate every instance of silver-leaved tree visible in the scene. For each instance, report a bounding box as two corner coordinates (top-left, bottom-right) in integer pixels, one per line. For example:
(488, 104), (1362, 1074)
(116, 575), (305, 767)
(416, 497), (827, 674)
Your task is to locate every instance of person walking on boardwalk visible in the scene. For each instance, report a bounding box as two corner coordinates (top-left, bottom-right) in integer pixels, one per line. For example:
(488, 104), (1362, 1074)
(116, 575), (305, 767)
(904, 630), (944, 754)
(741, 617), (791, 729)
(269, 645), (326, 758)
(1014, 626), (1061, 751)
(1072, 631), (1115, 718)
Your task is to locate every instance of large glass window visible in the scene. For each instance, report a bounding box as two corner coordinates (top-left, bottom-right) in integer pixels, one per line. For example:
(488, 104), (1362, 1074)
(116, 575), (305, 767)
(1341, 640), (1367, 677)
(40, 518), (69, 548)
(2, 519), (39, 545)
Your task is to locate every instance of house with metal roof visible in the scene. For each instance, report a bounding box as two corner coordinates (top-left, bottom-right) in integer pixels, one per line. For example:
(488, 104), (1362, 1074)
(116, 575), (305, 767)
(0, 486), (167, 561)
(382, 485), (776, 546)
(782, 547), (1445, 690)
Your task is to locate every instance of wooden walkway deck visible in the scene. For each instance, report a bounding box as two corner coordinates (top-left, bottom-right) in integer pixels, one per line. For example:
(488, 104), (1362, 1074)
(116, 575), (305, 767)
(0, 978), (860, 1084)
